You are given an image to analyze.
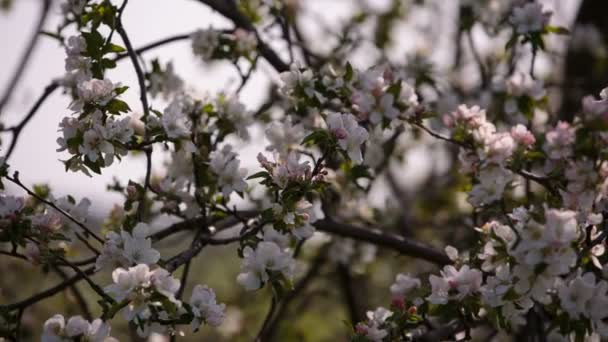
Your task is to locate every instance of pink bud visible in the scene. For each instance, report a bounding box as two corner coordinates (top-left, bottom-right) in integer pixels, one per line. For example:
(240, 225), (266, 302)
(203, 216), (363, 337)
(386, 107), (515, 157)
(391, 297), (405, 310)
(333, 128), (348, 139)
(355, 323), (368, 335)
(127, 185), (138, 198)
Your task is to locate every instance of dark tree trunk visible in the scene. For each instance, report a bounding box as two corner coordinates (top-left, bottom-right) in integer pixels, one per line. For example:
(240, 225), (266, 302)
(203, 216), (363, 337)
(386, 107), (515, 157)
(560, 0), (608, 121)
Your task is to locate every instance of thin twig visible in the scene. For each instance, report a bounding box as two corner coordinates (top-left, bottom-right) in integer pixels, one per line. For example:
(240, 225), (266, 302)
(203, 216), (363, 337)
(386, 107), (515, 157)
(3, 266), (95, 311)
(0, 0), (52, 116)
(6, 172), (104, 243)
(115, 0), (153, 221)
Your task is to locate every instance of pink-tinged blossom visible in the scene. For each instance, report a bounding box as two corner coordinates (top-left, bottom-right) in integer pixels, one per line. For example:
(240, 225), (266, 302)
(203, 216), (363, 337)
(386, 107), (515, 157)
(326, 113), (369, 164)
(427, 265), (482, 304)
(356, 307), (392, 342)
(510, 124), (536, 146)
(483, 132), (515, 165)
(543, 121), (575, 160)
(582, 87), (608, 120)
(390, 274), (421, 297)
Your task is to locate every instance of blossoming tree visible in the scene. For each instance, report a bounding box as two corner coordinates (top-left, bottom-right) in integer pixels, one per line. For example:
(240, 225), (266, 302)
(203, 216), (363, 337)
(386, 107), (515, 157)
(1, 0), (608, 341)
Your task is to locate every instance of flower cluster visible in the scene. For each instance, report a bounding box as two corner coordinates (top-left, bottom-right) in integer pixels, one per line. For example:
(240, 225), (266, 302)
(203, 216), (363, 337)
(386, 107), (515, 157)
(103, 264), (225, 336)
(95, 222), (160, 271)
(236, 240), (296, 291)
(57, 30), (134, 175)
(0, 192), (91, 263)
(42, 314), (115, 342)
(191, 28), (258, 61)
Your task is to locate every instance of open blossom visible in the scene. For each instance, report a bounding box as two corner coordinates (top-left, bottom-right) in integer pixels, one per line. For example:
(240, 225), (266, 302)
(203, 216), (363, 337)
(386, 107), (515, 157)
(273, 200), (320, 240)
(149, 61), (184, 99)
(149, 268), (181, 303)
(216, 96), (253, 139)
(96, 223), (160, 270)
(60, 0), (87, 15)
(262, 225), (290, 249)
(279, 63), (315, 100)
(369, 93), (400, 124)
(71, 78), (116, 110)
(233, 28), (258, 55)
(42, 314), (115, 342)
(480, 264), (513, 307)
(543, 121), (576, 160)
(190, 285), (226, 329)
(104, 264), (152, 302)
(265, 117), (306, 156)
(509, 2), (552, 34)
(558, 272), (597, 319)
(209, 145), (248, 197)
(513, 208), (579, 276)
(79, 126), (115, 163)
(236, 241), (295, 291)
(191, 28), (220, 61)
(443, 104), (487, 129)
(121, 223), (161, 266)
(258, 151), (311, 188)
(427, 265), (482, 304)
(326, 113), (369, 163)
(0, 195), (24, 217)
(390, 274), (421, 297)
(483, 132), (515, 164)
(510, 124), (536, 146)
(468, 166), (513, 206)
(582, 87), (608, 120)
(162, 96), (192, 139)
(63, 35), (92, 86)
(356, 307), (392, 342)
(505, 71), (546, 100)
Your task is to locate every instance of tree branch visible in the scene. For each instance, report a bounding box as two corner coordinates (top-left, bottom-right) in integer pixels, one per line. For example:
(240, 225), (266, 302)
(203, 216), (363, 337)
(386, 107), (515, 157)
(194, 0), (289, 72)
(313, 219), (451, 265)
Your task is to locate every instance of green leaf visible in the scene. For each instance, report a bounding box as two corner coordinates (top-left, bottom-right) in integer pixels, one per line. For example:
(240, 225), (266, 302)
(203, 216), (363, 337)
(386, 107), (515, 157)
(82, 30), (104, 59)
(106, 99), (131, 114)
(105, 43), (126, 54)
(517, 95), (535, 120)
(247, 171), (269, 180)
(546, 26), (570, 35)
(386, 81), (402, 98)
(505, 33), (519, 50)
(84, 157), (102, 174)
(114, 85), (129, 96)
(344, 62), (354, 82)
(302, 130), (331, 146)
(101, 58), (117, 69)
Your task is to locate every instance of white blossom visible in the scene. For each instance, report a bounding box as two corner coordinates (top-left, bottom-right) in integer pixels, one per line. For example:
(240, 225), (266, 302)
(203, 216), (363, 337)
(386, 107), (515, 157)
(265, 117), (306, 156)
(390, 274), (421, 297)
(236, 241), (295, 291)
(468, 166), (513, 206)
(149, 61), (184, 99)
(427, 265), (482, 304)
(209, 145), (248, 197)
(191, 28), (220, 61)
(326, 113), (369, 164)
(509, 2), (552, 34)
(190, 284), (226, 329)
